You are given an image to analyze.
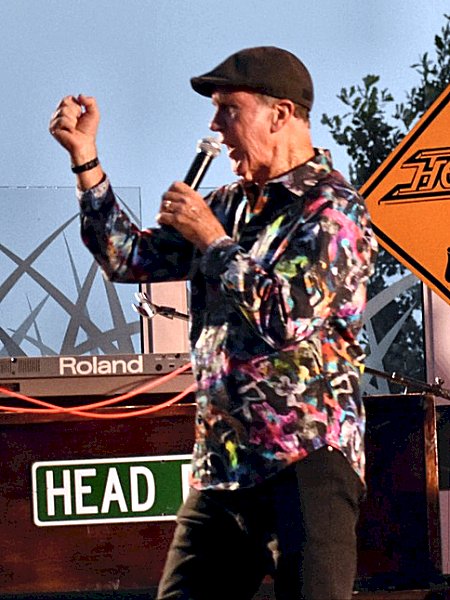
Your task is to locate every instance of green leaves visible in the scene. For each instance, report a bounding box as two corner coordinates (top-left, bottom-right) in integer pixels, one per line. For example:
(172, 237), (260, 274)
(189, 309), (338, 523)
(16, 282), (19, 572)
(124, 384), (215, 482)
(321, 75), (397, 189)
(322, 14), (450, 190)
(321, 13), (450, 386)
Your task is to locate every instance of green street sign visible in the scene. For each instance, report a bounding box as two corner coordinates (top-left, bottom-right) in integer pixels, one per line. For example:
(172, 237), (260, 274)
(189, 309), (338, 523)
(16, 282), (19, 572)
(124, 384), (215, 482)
(32, 455), (191, 527)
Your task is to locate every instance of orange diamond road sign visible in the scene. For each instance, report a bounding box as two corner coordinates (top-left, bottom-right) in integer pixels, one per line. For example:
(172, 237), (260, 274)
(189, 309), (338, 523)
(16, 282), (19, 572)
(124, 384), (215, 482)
(360, 84), (450, 306)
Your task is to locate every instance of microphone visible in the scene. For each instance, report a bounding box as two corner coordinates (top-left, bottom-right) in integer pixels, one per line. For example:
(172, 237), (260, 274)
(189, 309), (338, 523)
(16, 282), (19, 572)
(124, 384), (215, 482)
(158, 137), (221, 234)
(183, 137), (221, 190)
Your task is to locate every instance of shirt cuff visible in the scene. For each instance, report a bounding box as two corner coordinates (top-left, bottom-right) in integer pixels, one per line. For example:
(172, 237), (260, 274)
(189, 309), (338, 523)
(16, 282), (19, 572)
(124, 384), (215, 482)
(76, 176), (111, 211)
(200, 236), (239, 279)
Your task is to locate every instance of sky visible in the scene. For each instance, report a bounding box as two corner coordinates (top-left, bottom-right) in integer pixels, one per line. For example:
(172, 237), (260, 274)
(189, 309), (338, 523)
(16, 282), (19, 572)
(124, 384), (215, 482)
(1, 0), (449, 225)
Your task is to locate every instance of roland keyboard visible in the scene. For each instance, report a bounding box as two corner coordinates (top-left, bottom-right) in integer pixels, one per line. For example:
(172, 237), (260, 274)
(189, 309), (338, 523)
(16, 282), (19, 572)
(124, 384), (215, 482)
(0, 353), (192, 398)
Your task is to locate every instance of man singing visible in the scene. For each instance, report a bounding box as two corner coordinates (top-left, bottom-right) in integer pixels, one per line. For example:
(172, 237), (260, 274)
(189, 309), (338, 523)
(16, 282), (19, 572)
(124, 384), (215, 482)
(50, 46), (378, 600)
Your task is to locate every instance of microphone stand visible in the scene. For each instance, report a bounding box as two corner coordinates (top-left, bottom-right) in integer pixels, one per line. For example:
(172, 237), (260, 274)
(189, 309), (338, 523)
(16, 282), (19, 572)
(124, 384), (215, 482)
(364, 365), (450, 402)
(132, 292), (190, 322)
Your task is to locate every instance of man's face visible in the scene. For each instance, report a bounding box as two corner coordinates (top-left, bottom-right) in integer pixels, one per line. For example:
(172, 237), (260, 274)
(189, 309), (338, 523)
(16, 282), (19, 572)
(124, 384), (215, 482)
(209, 89), (275, 184)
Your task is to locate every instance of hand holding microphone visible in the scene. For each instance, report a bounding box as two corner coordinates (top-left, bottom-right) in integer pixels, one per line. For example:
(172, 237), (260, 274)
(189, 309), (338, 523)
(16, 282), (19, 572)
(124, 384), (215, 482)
(158, 137), (227, 251)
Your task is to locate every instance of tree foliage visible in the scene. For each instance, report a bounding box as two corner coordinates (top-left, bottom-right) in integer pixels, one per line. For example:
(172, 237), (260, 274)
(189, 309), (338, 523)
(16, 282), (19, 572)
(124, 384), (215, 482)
(321, 15), (450, 385)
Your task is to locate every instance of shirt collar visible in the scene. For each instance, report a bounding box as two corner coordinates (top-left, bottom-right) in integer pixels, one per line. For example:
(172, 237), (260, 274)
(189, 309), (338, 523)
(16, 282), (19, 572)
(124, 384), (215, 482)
(240, 147), (333, 203)
(268, 147), (333, 196)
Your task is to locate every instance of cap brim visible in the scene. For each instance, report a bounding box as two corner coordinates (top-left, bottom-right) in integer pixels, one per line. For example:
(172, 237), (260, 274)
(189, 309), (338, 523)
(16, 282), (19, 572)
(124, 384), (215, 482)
(190, 75), (313, 110)
(190, 76), (241, 97)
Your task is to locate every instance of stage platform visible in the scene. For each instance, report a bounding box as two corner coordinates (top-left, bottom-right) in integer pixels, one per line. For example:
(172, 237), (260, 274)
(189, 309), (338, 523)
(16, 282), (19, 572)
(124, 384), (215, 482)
(1, 583), (450, 599)
(0, 379), (448, 599)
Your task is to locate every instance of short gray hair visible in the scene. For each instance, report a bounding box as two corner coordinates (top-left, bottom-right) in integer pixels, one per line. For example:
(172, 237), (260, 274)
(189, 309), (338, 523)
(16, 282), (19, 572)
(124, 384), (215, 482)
(255, 93), (310, 122)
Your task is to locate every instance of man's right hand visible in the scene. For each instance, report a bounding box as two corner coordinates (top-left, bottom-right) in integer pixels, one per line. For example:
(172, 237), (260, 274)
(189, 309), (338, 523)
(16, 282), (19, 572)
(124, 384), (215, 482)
(49, 94), (104, 189)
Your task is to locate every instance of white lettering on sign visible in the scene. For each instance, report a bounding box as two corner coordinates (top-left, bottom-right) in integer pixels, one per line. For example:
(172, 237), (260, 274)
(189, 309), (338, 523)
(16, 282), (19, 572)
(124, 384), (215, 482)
(46, 469), (72, 516)
(75, 468), (98, 515)
(130, 466), (156, 512)
(181, 463), (191, 502)
(101, 467), (128, 514)
(59, 355), (144, 376)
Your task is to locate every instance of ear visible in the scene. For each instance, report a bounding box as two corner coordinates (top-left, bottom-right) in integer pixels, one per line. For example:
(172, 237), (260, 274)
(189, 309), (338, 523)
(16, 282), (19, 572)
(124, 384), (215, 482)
(270, 100), (295, 132)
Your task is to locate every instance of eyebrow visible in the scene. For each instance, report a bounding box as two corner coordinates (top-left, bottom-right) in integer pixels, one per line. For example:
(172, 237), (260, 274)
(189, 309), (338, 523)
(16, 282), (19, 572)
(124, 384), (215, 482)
(211, 94), (238, 107)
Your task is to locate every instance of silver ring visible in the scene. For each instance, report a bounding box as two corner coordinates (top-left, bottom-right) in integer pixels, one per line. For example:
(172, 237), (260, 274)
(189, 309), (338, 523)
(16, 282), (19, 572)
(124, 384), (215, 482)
(163, 200), (172, 210)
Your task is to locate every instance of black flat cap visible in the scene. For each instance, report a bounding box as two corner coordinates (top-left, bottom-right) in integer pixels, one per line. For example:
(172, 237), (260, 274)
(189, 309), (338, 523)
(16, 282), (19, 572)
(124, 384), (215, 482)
(190, 46), (314, 110)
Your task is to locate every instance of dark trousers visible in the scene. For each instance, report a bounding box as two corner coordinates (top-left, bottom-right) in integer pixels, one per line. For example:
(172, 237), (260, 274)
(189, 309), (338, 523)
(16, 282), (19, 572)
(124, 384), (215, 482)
(157, 446), (364, 600)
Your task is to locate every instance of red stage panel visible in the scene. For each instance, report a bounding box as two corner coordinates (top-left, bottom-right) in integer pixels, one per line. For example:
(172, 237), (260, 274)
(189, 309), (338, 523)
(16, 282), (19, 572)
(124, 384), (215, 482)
(0, 393), (444, 597)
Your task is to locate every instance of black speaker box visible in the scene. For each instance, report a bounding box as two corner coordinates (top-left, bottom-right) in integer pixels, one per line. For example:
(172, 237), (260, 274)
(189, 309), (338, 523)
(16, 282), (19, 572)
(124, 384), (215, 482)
(357, 394), (442, 591)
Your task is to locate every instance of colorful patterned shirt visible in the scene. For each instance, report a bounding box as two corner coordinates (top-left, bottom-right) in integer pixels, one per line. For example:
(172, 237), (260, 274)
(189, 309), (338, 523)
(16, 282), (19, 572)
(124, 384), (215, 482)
(78, 148), (378, 490)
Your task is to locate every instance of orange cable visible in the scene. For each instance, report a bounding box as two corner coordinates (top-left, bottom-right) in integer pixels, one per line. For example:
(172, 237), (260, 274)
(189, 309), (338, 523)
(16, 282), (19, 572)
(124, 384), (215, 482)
(0, 362), (197, 418)
(0, 382), (197, 419)
(0, 361), (192, 411)
(70, 383), (198, 419)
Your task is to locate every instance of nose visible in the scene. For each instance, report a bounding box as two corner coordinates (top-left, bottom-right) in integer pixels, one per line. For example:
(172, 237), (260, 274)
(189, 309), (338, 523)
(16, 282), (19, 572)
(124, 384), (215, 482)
(209, 108), (222, 133)
(209, 117), (220, 132)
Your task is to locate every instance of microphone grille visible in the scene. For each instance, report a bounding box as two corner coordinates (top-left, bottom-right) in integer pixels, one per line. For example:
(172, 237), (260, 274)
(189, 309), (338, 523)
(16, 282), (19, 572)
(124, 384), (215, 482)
(197, 136), (221, 158)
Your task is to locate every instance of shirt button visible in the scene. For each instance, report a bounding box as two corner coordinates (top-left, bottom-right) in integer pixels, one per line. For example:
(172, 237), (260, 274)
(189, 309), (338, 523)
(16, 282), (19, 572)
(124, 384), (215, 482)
(327, 445), (334, 452)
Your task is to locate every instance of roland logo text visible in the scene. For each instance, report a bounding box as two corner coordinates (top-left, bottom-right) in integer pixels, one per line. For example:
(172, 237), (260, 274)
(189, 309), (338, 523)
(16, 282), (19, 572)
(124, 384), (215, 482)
(59, 355), (144, 376)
